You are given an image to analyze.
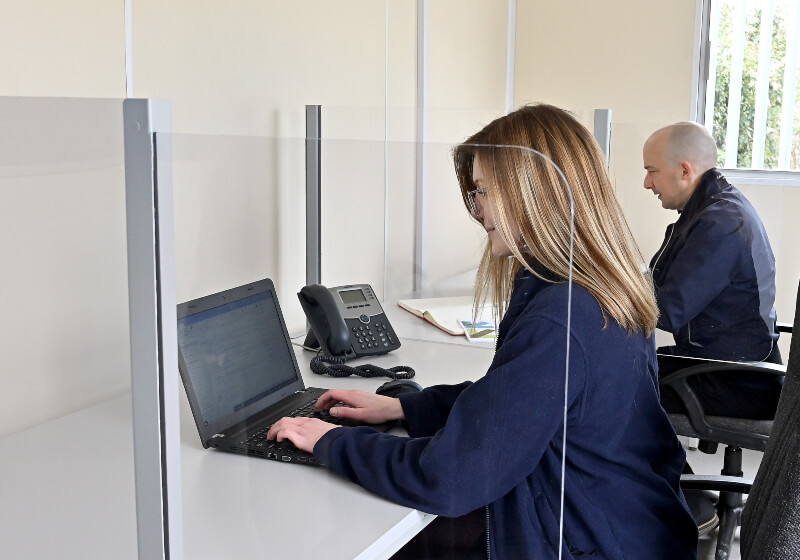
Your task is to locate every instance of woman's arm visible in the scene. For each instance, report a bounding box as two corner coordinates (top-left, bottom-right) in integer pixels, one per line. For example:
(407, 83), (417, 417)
(314, 313), (586, 517)
(267, 382), (474, 451)
(398, 381), (473, 437)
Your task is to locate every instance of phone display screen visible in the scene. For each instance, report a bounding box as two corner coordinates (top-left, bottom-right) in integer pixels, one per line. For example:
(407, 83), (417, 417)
(338, 288), (366, 304)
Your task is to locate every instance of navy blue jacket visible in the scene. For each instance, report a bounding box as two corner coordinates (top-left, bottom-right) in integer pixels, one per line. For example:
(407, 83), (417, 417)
(650, 169), (779, 361)
(315, 271), (697, 559)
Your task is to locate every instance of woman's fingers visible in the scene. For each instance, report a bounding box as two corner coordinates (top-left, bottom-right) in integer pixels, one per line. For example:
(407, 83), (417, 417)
(267, 417), (337, 453)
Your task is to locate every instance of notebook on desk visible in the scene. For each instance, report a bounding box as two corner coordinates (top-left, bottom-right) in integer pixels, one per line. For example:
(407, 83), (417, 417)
(176, 278), (391, 467)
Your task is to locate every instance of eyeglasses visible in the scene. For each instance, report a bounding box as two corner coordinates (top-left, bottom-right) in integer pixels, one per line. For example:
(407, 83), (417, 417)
(466, 188), (486, 216)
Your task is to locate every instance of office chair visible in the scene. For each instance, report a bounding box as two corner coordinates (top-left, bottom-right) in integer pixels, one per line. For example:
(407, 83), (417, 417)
(680, 280), (799, 559)
(659, 320), (794, 559)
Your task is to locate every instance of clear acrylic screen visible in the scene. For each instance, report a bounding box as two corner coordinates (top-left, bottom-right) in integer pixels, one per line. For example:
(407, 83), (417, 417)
(163, 131), (583, 558)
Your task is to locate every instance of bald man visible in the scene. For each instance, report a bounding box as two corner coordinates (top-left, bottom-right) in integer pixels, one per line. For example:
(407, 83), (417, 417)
(643, 122), (781, 420)
(644, 122), (783, 536)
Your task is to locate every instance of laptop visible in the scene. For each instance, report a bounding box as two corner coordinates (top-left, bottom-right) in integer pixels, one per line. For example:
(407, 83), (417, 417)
(176, 278), (389, 467)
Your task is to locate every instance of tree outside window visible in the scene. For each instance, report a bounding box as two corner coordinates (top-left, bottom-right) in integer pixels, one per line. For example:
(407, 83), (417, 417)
(705, 0), (800, 171)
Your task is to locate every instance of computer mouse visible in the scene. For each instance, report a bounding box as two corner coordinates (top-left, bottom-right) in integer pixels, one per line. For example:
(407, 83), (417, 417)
(376, 379), (423, 398)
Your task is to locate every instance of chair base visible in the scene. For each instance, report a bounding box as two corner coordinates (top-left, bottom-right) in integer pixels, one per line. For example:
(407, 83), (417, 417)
(714, 505), (742, 560)
(713, 446), (745, 560)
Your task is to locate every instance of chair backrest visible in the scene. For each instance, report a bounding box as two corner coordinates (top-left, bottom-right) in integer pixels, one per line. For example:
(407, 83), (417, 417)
(741, 280), (800, 559)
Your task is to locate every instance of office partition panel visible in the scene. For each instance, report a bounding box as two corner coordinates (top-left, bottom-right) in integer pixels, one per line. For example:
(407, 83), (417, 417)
(0, 97), (138, 559)
(160, 132), (307, 330)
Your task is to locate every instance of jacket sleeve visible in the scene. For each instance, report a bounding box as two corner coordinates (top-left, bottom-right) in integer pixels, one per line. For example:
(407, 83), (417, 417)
(655, 208), (744, 333)
(313, 314), (586, 517)
(397, 381), (473, 437)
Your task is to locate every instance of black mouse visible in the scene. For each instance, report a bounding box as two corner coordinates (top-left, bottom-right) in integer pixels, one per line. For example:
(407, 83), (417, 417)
(376, 379), (423, 398)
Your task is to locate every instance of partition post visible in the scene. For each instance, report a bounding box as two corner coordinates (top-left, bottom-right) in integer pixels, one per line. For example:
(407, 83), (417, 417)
(415, 0), (429, 293)
(306, 105), (322, 286)
(123, 99), (183, 560)
(593, 109), (612, 169)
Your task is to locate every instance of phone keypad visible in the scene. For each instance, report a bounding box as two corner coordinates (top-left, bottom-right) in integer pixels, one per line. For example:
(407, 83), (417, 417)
(350, 321), (397, 351)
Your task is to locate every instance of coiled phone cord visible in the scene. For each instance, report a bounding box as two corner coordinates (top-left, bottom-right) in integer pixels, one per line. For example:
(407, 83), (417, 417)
(309, 355), (416, 380)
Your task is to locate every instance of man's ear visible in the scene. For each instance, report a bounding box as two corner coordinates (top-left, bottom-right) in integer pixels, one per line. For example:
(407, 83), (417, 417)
(679, 160), (693, 180)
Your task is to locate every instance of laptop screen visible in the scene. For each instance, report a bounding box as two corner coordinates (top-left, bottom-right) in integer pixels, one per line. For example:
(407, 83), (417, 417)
(177, 283), (302, 433)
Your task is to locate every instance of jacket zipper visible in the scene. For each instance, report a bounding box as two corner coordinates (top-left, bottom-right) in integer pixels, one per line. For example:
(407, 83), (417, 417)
(656, 223), (702, 348)
(651, 222), (674, 273)
(485, 505), (491, 559)
(486, 318), (499, 559)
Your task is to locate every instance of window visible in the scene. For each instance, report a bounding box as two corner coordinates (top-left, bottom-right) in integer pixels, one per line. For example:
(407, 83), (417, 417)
(699, 0), (800, 172)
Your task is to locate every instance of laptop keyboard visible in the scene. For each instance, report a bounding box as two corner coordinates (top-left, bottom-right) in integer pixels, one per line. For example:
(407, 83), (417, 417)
(239, 398), (352, 465)
(289, 399), (352, 423)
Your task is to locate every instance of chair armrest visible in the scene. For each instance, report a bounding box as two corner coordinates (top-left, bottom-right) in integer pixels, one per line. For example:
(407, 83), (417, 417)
(680, 474), (753, 494)
(658, 356), (784, 447)
(776, 321), (792, 334)
(658, 356), (786, 386)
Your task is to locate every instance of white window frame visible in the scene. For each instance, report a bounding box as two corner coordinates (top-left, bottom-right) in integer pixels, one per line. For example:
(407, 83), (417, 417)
(693, 0), (800, 186)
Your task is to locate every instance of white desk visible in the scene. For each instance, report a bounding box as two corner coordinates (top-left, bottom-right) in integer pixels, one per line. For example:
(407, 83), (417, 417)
(1, 337), (493, 560)
(383, 301), (493, 348)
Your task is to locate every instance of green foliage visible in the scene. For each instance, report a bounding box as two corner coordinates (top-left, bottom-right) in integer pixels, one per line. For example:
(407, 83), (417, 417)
(711, 1), (799, 170)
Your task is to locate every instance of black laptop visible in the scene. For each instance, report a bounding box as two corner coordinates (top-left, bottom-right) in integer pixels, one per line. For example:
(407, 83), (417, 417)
(176, 278), (388, 467)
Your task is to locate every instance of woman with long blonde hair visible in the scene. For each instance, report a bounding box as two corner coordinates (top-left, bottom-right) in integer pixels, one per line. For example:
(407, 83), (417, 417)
(269, 104), (698, 559)
(455, 104), (658, 335)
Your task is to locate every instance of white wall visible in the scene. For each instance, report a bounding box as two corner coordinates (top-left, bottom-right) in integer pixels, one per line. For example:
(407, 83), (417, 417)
(738, 183), (800, 353)
(0, 0), (124, 97)
(514, 0), (699, 258)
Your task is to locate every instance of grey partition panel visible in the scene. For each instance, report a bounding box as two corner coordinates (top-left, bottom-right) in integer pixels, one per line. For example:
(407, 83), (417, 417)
(123, 99), (183, 560)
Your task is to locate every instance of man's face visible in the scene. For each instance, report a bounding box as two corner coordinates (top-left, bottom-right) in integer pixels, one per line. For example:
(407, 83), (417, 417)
(643, 133), (692, 211)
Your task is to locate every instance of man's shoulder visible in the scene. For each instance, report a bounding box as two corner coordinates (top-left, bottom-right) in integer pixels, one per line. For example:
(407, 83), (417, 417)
(684, 178), (754, 236)
(681, 201), (743, 241)
(701, 184), (767, 236)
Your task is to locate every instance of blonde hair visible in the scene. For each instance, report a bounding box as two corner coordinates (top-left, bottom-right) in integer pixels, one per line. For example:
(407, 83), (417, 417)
(453, 104), (658, 335)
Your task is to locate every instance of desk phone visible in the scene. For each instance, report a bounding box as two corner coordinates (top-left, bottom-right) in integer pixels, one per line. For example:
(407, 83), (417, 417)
(298, 283), (401, 360)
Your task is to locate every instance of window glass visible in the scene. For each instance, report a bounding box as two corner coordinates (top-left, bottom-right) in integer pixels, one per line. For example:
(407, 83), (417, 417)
(703, 0), (800, 171)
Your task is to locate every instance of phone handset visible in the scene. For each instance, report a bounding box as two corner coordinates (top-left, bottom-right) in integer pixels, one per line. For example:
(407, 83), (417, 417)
(297, 283), (401, 360)
(298, 284), (353, 358)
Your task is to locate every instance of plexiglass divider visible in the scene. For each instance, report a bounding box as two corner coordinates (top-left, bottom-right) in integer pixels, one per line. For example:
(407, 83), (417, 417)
(0, 97), (138, 558)
(157, 123), (582, 558)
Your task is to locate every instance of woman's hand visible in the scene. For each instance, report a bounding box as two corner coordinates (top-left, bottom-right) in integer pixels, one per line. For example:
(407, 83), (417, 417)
(266, 417), (337, 454)
(315, 389), (406, 424)
(266, 390), (406, 453)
